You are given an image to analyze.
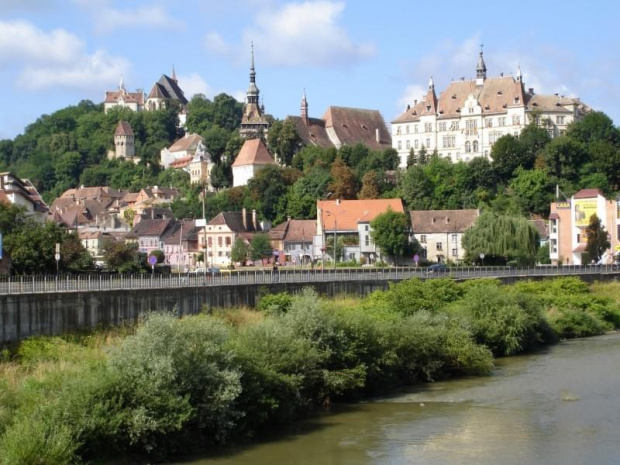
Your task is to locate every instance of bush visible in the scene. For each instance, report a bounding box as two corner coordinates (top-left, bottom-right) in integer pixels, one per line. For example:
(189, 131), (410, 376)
(257, 292), (293, 315)
(545, 307), (605, 339)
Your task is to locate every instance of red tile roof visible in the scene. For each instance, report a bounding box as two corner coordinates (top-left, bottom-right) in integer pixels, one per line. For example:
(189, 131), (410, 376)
(318, 199), (404, 231)
(573, 189), (603, 199)
(409, 209), (480, 233)
(232, 138), (277, 167)
(114, 121), (134, 137)
(168, 134), (202, 153)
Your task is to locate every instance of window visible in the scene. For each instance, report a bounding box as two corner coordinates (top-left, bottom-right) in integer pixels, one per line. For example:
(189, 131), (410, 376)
(424, 123), (433, 132)
(473, 140), (479, 152)
(406, 125), (410, 134)
(225, 236), (231, 246)
(438, 122), (447, 131)
(420, 235), (427, 243)
(512, 115), (521, 125)
(452, 234), (458, 243)
(414, 125), (419, 134)
(406, 140), (410, 149)
(218, 237), (222, 247)
(450, 121), (459, 131)
(466, 120), (477, 130)
(397, 141), (402, 150)
(465, 141), (471, 153)
(498, 117), (506, 127)
(551, 220), (557, 234)
(365, 225), (369, 231)
(365, 235), (369, 246)
(414, 139), (419, 149)
(218, 251), (222, 256)
(442, 135), (455, 148)
(556, 116), (565, 125)
(208, 237), (212, 247)
(452, 248), (458, 257)
(485, 118), (493, 127)
(436, 242), (443, 251)
(426, 138), (431, 148)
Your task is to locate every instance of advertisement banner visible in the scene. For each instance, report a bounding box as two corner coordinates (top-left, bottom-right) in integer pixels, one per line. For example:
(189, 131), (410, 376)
(574, 199), (598, 227)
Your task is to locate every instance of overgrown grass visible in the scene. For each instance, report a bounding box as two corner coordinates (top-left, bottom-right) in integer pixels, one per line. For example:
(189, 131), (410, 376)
(0, 278), (618, 464)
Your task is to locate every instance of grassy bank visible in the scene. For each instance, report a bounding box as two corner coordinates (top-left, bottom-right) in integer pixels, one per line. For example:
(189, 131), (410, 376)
(1, 277), (619, 464)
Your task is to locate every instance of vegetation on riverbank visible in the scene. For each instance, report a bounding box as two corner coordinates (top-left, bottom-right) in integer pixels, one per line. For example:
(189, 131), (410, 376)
(1, 278), (619, 464)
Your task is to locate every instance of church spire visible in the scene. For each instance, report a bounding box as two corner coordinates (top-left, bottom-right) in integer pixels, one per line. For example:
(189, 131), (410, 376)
(119, 75), (125, 93)
(246, 42), (259, 105)
(476, 44), (487, 84)
(428, 76), (434, 90)
(301, 89), (309, 124)
(516, 64), (522, 82)
(172, 64), (177, 82)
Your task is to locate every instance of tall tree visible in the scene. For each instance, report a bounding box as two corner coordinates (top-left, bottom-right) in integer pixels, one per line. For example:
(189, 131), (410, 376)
(267, 119), (301, 166)
(328, 158), (357, 200)
(585, 213), (610, 263)
(370, 209), (415, 265)
(250, 233), (272, 264)
(491, 134), (524, 182)
(231, 237), (250, 264)
(358, 170), (381, 199)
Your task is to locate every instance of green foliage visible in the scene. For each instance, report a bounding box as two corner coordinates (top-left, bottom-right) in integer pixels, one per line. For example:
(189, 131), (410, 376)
(250, 233), (272, 262)
(230, 237), (250, 263)
(267, 119), (302, 166)
(257, 292), (293, 315)
(462, 211), (539, 265)
(370, 208), (415, 264)
(328, 157), (357, 200)
(102, 240), (148, 273)
(585, 213), (610, 263)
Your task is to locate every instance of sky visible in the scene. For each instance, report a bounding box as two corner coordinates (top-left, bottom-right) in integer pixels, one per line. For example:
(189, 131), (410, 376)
(1, 0), (619, 140)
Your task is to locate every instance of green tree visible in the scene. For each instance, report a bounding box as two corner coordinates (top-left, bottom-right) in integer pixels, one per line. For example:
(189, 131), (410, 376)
(585, 214), (610, 263)
(491, 134), (524, 182)
(539, 137), (588, 185)
(508, 168), (553, 216)
(518, 123), (551, 170)
(566, 111), (620, 146)
(102, 240), (148, 273)
(267, 119), (301, 166)
(250, 233), (272, 264)
(231, 237), (250, 264)
(370, 209), (415, 265)
(247, 165), (289, 222)
(462, 212), (539, 265)
(358, 170), (381, 199)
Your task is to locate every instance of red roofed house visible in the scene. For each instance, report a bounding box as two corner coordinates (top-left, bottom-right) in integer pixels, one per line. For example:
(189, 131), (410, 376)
(549, 189), (619, 265)
(161, 133), (203, 168)
(232, 138), (277, 187)
(409, 209), (480, 264)
(109, 120), (135, 160)
(316, 198), (405, 264)
(104, 77), (145, 113)
(269, 218), (316, 266)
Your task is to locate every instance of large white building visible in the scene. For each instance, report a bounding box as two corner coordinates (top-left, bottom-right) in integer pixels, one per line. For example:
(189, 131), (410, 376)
(391, 49), (591, 168)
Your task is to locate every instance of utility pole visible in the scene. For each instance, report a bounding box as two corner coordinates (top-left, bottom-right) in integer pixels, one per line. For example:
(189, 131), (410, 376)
(202, 183), (208, 275)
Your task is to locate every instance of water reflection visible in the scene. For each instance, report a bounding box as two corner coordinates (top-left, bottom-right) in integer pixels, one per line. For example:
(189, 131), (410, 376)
(173, 334), (620, 465)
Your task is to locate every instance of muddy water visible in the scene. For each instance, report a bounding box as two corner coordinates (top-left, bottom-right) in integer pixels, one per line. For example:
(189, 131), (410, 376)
(175, 333), (620, 465)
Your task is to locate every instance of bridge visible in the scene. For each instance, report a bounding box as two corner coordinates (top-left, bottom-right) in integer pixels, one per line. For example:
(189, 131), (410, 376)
(1, 266), (618, 343)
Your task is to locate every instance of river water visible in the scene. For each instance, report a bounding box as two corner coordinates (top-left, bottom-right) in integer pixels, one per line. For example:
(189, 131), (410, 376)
(174, 333), (620, 465)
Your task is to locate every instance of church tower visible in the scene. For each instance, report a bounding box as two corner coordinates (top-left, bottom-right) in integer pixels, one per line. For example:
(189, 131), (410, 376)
(113, 121), (135, 160)
(301, 89), (309, 125)
(240, 43), (270, 138)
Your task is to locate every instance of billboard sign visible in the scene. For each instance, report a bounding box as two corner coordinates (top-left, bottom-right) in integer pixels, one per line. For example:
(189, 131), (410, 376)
(574, 199), (598, 227)
(555, 201), (571, 210)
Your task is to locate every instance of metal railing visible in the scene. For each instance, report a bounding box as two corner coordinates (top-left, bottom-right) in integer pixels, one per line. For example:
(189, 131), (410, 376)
(0, 265), (617, 295)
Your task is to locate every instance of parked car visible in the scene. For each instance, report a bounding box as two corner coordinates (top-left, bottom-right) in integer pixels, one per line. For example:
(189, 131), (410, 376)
(192, 267), (206, 274)
(207, 267), (221, 274)
(427, 263), (448, 273)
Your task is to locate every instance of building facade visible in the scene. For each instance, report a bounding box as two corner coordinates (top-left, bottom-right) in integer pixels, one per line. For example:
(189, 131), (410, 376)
(391, 49), (590, 168)
(239, 44), (270, 138)
(269, 219), (316, 266)
(549, 189), (620, 265)
(409, 209), (480, 264)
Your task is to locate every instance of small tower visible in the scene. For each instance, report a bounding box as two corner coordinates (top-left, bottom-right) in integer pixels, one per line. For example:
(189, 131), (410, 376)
(172, 64), (177, 83)
(301, 89), (309, 125)
(516, 64), (522, 82)
(240, 42), (270, 138)
(113, 121), (135, 159)
(476, 45), (487, 85)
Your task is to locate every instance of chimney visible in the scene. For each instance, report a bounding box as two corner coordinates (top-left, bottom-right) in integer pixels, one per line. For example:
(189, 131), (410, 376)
(242, 207), (247, 230)
(252, 209), (258, 230)
(528, 88), (534, 94)
(376, 128), (380, 143)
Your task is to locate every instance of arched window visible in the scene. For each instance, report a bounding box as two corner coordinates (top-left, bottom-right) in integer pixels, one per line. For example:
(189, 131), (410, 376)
(465, 141), (471, 153)
(473, 140), (479, 152)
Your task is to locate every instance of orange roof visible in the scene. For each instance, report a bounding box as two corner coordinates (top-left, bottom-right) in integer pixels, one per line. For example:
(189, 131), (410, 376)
(232, 138), (277, 167)
(168, 134), (202, 153)
(318, 199), (404, 231)
(169, 155), (193, 169)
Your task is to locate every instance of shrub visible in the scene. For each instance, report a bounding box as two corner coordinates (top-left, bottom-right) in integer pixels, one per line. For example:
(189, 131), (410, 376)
(545, 307), (605, 339)
(257, 292), (293, 315)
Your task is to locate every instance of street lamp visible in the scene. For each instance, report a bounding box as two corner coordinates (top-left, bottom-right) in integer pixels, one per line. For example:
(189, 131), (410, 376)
(324, 209), (346, 270)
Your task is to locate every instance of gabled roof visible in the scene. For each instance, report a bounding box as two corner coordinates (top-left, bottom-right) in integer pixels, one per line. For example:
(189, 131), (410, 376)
(148, 74), (188, 105)
(573, 188), (603, 199)
(167, 134), (202, 153)
(232, 138), (277, 167)
(163, 220), (198, 245)
(209, 211), (262, 233)
(526, 93), (578, 113)
(287, 116), (333, 148)
(409, 209), (480, 234)
(115, 120), (134, 137)
(140, 186), (179, 199)
(104, 90), (144, 105)
(323, 106), (391, 150)
(318, 199), (404, 231)
(269, 219), (316, 243)
(60, 186), (126, 201)
(169, 155), (193, 169)
(131, 218), (174, 237)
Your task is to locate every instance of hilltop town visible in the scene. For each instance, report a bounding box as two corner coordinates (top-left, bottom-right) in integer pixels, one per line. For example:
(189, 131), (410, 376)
(1, 48), (619, 274)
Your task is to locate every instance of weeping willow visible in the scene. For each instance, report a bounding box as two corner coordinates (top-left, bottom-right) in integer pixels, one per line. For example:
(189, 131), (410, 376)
(462, 212), (539, 264)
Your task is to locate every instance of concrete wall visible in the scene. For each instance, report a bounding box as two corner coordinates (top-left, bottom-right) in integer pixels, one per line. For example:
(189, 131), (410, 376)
(1, 273), (618, 343)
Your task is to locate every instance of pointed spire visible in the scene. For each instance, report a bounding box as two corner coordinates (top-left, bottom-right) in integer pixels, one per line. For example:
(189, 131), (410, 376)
(246, 42), (259, 105)
(119, 75), (125, 92)
(301, 88), (309, 124)
(476, 44), (487, 82)
(172, 64), (177, 82)
(428, 76), (434, 89)
(516, 64), (522, 81)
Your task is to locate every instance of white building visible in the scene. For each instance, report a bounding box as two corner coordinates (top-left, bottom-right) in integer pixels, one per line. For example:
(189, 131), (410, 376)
(409, 209), (480, 264)
(392, 49), (590, 168)
(0, 172), (49, 221)
(232, 138), (277, 187)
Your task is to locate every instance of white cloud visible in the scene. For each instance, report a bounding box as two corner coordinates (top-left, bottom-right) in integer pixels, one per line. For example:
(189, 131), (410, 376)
(205, 32), (232, 55)
(397, 84), (426, 113)
(0, 20), (130, 90)
(208, 1), (374, 67)
(178, 73), (214, 99)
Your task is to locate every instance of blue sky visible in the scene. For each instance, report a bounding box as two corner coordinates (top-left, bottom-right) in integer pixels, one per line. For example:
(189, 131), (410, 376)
(1, 0), (619, 140)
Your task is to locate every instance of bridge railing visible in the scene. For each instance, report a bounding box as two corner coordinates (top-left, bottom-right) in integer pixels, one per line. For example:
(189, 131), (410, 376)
(0, 265), (617, 295)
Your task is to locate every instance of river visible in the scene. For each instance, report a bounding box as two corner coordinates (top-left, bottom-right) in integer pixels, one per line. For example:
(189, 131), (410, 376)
(173, 333), (620, 465)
